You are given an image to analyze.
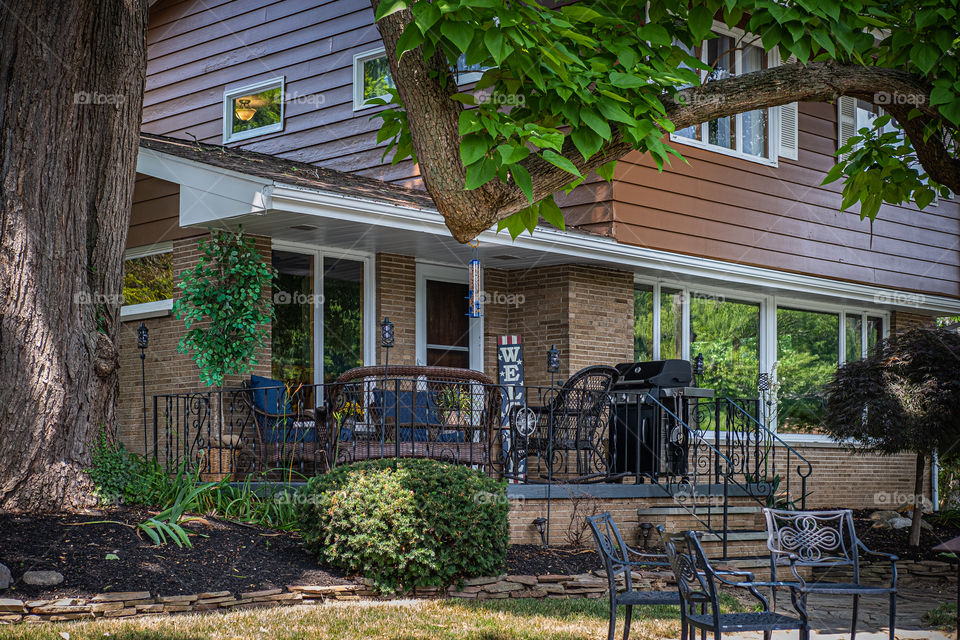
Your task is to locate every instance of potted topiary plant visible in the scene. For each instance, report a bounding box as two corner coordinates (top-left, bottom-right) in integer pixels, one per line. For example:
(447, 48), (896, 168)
(437, 384), (472, 428)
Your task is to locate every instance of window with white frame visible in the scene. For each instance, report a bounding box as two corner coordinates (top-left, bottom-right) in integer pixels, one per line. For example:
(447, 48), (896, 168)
(353, 49), (396, 110)
(121, 243), (174, 317)
(223, 77), (284, 144)
(353, 48), (491, 110)
(633, 281), (888, 435)
(672, 28), (798, 164)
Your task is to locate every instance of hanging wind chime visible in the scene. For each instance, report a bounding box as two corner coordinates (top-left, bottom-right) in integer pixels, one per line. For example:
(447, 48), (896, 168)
(467, 239), (483, 318)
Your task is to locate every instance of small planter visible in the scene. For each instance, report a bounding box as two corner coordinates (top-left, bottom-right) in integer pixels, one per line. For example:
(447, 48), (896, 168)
(201, 446), (239, 482)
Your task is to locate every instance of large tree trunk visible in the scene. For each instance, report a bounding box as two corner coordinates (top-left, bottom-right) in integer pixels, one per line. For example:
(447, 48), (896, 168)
(908, 453), (926, 547)
(0, 1), (147, 510)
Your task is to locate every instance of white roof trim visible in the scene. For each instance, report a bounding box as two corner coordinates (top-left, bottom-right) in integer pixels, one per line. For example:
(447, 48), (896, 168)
(136, 147), (960, 316)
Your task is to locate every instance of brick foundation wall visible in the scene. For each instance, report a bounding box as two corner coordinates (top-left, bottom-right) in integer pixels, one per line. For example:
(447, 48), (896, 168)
(116, 235), (272, 456)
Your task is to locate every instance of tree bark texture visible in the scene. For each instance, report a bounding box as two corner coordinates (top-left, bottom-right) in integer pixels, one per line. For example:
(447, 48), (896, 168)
(373, 1), (960, 242)
(0, 1), (147, 510)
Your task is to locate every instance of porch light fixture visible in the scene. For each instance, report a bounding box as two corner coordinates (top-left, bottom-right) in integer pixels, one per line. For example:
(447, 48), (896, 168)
(380, 316), (395, 348)
(546, 345), (560, 373)
(137, 322), (149, 458)
(758, 373), (770, 393)
(234, 98), (256, 121)
(533, 517), (547, 547)
(693, 353), (704, 386)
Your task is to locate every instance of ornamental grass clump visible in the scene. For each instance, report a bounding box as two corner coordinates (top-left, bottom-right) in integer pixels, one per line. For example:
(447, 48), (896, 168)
(297, 458), (509, 593)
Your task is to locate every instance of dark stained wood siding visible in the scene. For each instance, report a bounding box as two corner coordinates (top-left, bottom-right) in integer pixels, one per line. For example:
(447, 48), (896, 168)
(143, 0), (419, 185)
(610, 102), (960, 298)
(128, 174), (199, 248)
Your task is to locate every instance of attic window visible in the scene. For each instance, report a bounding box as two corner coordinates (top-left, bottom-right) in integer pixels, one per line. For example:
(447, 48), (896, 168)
(353, 49), (395, 110)
(223, 77), (284, 144)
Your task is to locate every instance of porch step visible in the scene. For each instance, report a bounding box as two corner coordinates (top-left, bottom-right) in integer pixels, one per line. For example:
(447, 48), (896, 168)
(699, 530), (768, 542)
(638, 506), (762, 516)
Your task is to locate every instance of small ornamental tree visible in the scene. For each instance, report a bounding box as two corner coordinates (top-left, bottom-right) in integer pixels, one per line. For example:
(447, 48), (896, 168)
(173, 230), (275, 387)
(821, 326), (960, 546)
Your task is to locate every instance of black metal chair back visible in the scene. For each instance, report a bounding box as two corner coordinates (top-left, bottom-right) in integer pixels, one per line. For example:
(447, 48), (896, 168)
(661, 529), (717, 612)
(764, 508), (858, 581)
(586, 511), (634, 592)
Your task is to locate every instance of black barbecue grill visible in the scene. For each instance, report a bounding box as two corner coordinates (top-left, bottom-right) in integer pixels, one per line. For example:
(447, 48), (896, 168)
(609, 359), (714, 480)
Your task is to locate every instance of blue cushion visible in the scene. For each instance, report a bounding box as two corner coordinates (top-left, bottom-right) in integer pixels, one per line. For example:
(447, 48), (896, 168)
(263, 424), (317, 444)
(398, 427), (430, 442)
(373, 390), (441, 426)
(337, 427), (354, 442)
(250, 374), (291, 416)
(437, 431), (466, 443)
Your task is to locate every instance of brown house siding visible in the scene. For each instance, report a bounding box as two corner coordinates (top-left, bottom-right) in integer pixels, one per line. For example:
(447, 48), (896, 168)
(144, 0), (419, 185)
(610, 102), (960, 298)
(128, 174), (199, 249)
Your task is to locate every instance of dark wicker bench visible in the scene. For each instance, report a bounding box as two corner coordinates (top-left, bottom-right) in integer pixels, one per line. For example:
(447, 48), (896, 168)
(322, 365), (501, 471)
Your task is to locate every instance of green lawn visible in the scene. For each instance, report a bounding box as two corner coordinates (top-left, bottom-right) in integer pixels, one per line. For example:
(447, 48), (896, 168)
(0, 596), (743, 640)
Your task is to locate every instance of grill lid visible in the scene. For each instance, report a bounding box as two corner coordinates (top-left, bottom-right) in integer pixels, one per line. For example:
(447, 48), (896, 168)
(613, 359), (693, 388)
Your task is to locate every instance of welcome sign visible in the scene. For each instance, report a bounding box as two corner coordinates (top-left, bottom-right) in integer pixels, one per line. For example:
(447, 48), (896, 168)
(497, 335), (525, 481)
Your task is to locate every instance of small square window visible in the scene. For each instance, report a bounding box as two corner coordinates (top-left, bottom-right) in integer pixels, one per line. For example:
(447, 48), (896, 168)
(223, 78), (284, 144)
(123, 250), (173, 306)
(353, 49), (395, 110)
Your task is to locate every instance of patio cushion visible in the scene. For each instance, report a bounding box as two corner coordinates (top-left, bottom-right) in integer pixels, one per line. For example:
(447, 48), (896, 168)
(250, 374), (292, 416)
(373, 390), (442, 426)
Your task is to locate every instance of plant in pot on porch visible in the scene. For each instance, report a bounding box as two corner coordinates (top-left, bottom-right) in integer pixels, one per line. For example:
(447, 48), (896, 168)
(173, 228), (275, 481)
(437, 384), (472, 428)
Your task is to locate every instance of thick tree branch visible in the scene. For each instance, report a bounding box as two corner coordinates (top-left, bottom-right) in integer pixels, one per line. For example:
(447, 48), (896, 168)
(373, 3), (958, 242)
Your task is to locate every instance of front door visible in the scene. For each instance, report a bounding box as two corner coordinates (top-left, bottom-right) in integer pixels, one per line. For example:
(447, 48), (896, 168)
(416, 264), (482, 371)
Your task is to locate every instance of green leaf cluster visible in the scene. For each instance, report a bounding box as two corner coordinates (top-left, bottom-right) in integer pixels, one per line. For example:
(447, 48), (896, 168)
(297, 458), (509, 593)
(85, 430), (169, 506)
(374, 0), (960, 236)
(173, 229), (275, 387)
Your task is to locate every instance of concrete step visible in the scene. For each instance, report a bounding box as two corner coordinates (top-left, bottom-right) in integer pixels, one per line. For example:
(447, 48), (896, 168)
(638, 505), (762, 515)
(700, 530), (768, 542)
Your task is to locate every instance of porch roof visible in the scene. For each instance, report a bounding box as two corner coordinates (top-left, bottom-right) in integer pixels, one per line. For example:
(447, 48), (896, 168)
(135, 134), (960, 316)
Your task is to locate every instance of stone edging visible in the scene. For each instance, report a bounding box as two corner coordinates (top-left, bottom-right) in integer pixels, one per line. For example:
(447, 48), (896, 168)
(0, 570), (675, 625)
(811, 559), (957, 584)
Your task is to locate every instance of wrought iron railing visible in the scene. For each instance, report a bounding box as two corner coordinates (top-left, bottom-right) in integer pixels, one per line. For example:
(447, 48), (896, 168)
(150, 376), (813, 552)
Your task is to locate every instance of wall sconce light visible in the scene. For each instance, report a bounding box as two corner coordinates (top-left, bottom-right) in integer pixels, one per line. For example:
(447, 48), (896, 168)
(235, 98), (256, 121)
(380, 316), (395, 348)
(533, 517), (547, 547)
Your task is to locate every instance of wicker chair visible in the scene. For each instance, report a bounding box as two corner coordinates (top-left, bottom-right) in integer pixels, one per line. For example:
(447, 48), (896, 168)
(240, 378), (325, 472)
(322, 365), (501, 471)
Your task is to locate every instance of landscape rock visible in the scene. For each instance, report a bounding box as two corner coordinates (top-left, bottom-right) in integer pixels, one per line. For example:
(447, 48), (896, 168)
(21, 571), (63, 587)
(870, 510), (900, 522)
(889, 517), (912, 530)
(0, 564), (10, 590)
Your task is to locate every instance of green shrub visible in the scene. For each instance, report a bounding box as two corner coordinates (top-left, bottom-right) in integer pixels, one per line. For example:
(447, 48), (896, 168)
(297, 459), (509, 593)
(86, 432), (167, 506)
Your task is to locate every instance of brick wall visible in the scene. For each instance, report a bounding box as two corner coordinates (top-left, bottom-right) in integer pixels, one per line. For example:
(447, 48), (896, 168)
(890, 310), (937, 332)
(505, 265), (572, 386)
(567, 266), (634, 373)
(375, 253), (417, 367)
(116, 235), (272, 456)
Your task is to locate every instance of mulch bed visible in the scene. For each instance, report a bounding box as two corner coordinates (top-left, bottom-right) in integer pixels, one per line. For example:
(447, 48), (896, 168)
(0, 508), (603, 601)
(0, 507), (350, 600)
(853, 509), (960, 562)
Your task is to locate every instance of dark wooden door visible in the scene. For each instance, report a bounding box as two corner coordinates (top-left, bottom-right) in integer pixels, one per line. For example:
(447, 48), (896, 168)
(426, 280), (470, 368)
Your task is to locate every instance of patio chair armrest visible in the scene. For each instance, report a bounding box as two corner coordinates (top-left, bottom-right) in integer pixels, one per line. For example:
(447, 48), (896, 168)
(623, 543), (669, 562)
(785, 554), (808, 589)
(856, 541), (898, 562)
(714, 568), (756, 581)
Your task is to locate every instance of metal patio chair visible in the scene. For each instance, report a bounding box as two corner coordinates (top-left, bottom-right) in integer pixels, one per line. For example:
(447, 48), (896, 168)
(661, 528), (810, 640)
(763, 508), (898, 640)
(511, 365), (619, 481)
(586, 513), (681, 640)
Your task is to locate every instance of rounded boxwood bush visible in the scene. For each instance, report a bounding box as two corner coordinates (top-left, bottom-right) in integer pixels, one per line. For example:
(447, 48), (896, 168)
(297, 458), (509, 593)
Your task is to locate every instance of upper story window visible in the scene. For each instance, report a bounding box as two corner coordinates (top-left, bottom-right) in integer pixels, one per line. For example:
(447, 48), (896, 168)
(353, 48), (491, 110)
(353, 49), (395, 110)
(671, 28), (797, 165)
(223, 77), (284, 144)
